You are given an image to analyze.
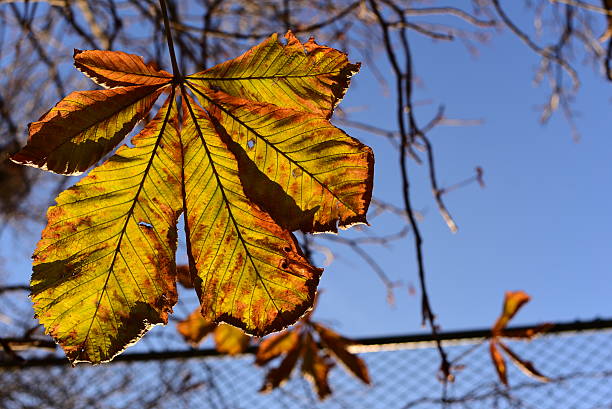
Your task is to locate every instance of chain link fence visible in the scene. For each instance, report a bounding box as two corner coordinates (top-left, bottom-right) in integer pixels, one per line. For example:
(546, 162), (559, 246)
(2, 289), (611, 409)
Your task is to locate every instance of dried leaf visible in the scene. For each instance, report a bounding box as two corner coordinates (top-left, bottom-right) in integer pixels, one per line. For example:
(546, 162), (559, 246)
(301, 332), (334, 400)
(314, 323), (370, 384)
(256, 329), (300, 366)
(259, 332), (303, 393)
(492, 291), (531, 334)
(214, 323), (250, 355)
(489, 341), (508, 386)
(177, 308), (217, 346)
(498, 341), (550, 383)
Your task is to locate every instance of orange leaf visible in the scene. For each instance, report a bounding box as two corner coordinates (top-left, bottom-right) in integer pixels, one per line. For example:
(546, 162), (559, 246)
(301, 332), (334, 400)
(176, 308), (217, 346)
(489, 341), (508, 386)
(74, 49), (172, 88)
(314, 323), (370, 384)
(259, 332), (303, 393)
(492, 291), (531, 334)
(256, 330), (300, 366)
(214, 323), (250, 355)
(11, 85), (164, 175)
(502, 323), (554, 339)
(498, 341), (550, 383)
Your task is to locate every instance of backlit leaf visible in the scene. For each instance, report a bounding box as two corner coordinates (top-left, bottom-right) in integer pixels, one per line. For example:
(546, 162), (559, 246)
(74, 49), (172, 88)
(14, 32), (370, 364)
(181, 96), (322, 336)
(30, 94), (182, 363)
(191, 88), (374, 233)
(12, 85), (164, 175)
(187, 31), (360, 118)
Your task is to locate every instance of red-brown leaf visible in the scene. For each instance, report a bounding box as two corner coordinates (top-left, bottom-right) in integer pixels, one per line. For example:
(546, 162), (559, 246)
(74, 49), (172, 88)
(259, 333), (303, 393)
(314, 323), (370, 384)
(301, 332), (334, 400)
(256, 330), (300, 366)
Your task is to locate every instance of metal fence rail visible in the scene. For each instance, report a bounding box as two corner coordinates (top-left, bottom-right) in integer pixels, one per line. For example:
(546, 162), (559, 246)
(2, 317), (611, 409)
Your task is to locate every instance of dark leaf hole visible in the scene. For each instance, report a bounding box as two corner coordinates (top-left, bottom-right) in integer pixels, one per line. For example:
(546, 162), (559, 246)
(280, 260), (288, 269)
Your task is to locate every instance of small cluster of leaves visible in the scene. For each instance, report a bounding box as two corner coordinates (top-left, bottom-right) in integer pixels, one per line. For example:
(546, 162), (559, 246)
(256, 313), (370, 400)
(11, 31), (373, 364)
(489, 291), (552, 386)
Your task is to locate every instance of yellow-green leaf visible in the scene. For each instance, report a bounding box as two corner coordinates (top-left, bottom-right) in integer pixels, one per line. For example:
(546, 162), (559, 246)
(11, 85), (164, 175)
(181, 96), (322, 336)
(214, 323), (250, 355)
(190, 87), (373, 233)
(187, 31), (360, 118)
(16, 34), (369, 365)
(31, 94), (183, 363)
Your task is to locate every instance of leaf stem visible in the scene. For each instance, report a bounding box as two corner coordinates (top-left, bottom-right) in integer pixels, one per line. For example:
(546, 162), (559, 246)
(159, 0), (181, 79)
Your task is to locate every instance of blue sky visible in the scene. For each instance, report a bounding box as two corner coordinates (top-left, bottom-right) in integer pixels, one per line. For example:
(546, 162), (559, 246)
(314, 6), (611, 337)
(1, 2), (610, 345)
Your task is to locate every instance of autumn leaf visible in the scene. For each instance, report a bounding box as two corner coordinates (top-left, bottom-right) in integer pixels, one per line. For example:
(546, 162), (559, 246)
(214, 323), (250, 355)
(489, 341), (508, 386)
(176, 308), (249, 354)
(314, 323), (370, 384)
(176, 308), (217, 346)
(256, 329), (300, 365)
(256, 318), (370, 400)
(488, 291), (550, 386)
(12, 31), (372, 364)
(492, 290), (531, 334)
(301, 332), (334, 400)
